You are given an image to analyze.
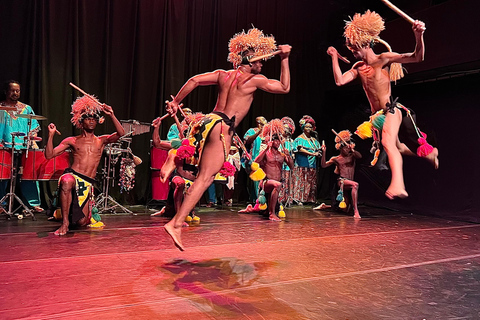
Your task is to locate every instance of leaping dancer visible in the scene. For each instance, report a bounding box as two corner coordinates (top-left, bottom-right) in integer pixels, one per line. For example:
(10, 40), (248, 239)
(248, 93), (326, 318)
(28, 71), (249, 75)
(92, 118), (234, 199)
(164, 27), (291, 250)
(327, 9), (438, 200)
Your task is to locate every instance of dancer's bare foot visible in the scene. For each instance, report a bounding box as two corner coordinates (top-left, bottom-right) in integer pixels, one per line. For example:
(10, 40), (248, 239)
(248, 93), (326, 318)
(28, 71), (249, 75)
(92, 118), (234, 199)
(313, 203), (331, 210)
(426, 147), (439, 169)
(385, 189), (408, 200)
(151, 207), (166, 217)
(353, 211), (361, 219)
(269, 214), (281, 221)
(159, 152), (177, 183)
(164, 223), (185, 251)
(54, 224), (69, 236)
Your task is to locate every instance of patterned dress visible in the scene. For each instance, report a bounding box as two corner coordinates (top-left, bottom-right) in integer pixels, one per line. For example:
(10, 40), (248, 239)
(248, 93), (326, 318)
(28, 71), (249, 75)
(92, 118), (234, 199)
(292, 134), (321, 203)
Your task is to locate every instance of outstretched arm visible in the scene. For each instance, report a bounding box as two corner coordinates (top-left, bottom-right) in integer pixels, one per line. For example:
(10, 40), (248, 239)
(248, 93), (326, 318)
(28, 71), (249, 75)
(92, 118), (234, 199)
(381, 20), (425, 64)
(166, 70), (222, 114)
(101, 104), (125, 144)
(327, 46), (357, 86)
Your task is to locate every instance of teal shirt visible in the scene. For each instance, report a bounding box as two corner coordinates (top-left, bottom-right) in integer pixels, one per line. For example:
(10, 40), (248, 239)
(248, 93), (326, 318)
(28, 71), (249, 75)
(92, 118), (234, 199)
(293, 135), (320, 169)
(244, 128), (263, 160)
(0, 103), (40, 150)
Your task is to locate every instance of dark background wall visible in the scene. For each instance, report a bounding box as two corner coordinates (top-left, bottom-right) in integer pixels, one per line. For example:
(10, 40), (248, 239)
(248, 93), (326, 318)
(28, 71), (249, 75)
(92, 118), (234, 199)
(0, 0), (479, 221)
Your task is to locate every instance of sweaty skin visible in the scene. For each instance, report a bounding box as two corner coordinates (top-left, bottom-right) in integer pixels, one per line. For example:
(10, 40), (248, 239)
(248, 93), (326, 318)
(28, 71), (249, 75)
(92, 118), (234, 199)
(164, 45), (291, 250)
(45, 104), (125, 235)
(327, 20), (438, 199)
(255, 139), (294, 221)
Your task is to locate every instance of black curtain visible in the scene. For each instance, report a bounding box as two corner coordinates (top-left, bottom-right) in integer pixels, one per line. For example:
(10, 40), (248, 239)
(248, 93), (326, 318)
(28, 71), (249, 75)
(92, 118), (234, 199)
(1, 0), (479, 220)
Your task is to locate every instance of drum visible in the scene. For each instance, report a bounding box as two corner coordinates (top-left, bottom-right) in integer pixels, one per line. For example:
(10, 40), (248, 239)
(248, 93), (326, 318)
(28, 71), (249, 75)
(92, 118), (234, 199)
(151, 146), (169, 200)
(21, 149), (70, 181)
(0, 148), (12, 180)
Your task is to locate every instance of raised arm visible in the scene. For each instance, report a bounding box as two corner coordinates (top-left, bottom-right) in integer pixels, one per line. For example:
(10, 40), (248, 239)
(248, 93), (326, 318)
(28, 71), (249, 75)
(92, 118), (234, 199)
(254, 142), (269, 163)
(320, 144), (336, 168)
(256, 45), (291, 94)
(327, 46), (357, 86)
(381, 20), (425, 64)
(100, 104), (125, 144)
(45, 123), (71, 159)
(151, 117), (172, 150)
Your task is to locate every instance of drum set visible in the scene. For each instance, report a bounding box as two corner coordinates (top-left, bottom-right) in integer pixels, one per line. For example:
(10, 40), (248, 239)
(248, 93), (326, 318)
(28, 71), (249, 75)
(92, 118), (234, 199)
(95, 119), (147, 214)
(0, 113), (69, 220)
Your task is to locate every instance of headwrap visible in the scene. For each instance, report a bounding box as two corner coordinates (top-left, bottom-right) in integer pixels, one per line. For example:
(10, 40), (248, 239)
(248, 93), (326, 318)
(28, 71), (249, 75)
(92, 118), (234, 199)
(70, 95), (104, 129)
(299, 115), (316, 131)
(281, 116), (295, 135)
(335, 130), (355, 150)
(228, 27), (277, 69)
(344, 10), (404, 82)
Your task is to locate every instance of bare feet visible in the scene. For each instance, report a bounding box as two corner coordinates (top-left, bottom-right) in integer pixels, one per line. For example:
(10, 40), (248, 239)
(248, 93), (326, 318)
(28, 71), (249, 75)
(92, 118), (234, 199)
(151, 207), (166, 217)
(164, 223), (185, 251)
(313, 203), (331, 210)
(159, 152), (177, 183)
(385, 189), (408, 200)
(354, 212), (361, 219)
(427, 147), (439, 169)
(269, 214), (281, 221)
(54, 224), (69, 236)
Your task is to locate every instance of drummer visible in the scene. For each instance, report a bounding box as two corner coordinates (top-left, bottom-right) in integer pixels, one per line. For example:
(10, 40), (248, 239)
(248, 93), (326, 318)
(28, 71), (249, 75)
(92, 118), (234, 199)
(0, 80), (44, 212)
(45, 94), (125, 236)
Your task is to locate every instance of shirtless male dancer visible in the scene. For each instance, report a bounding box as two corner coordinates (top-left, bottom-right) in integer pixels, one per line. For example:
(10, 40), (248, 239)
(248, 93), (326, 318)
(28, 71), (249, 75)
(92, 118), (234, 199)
(255, 135), (294, 221)
(45, 96), (125, 235)
(164, 28), (291, 250)
(321, 130), (362, 218)
(327, 10), (438, 199)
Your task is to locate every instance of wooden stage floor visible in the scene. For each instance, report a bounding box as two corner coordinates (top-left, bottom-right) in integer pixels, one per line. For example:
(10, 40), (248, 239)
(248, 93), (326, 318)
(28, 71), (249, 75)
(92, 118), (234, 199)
(1, 205), (480, 319)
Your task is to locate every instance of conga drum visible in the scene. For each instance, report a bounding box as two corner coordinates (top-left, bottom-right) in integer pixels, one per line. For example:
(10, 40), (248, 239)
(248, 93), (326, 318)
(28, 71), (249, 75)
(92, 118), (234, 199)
(21, 149), (70, 180)
(0, 148), (12, 180)
(151, 146), (169, 200)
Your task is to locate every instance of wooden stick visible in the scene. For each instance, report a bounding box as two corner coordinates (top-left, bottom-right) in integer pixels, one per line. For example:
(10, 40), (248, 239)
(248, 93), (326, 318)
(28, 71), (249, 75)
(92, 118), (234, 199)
(248, 50), (282, 63)
(338, 54), (350, 64)
(381, 0), (414, 24)
(331, 129), (350, 147)
(69, 82), (103, 106)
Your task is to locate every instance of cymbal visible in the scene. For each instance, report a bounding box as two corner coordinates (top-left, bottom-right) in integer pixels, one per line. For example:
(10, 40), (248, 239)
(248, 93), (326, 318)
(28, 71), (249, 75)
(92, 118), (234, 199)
(16, 114), (47, 120)
(0, 105), (17, 111)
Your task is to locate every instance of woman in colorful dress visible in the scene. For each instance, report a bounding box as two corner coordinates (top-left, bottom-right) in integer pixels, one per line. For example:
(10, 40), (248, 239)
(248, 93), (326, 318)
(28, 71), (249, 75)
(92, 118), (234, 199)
(292, 116), (321, 204)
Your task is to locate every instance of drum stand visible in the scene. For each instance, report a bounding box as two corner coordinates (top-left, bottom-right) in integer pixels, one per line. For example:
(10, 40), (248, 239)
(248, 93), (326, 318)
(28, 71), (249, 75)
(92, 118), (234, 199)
(95, 144), (132, 214)
(0, 134), (35, 220)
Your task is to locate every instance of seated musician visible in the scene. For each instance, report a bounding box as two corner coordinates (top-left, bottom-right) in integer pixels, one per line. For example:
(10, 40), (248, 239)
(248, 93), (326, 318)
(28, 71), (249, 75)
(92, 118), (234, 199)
(45, 95), (125, 236)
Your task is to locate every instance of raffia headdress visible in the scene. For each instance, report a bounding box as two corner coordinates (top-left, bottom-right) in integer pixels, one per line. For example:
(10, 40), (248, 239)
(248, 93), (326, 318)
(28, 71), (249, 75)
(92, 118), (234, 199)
(344, 10), (404, 82)
(261, 118), (285, 140)
(70, 95), (104, 128)
(228, 27), (277, 68)
(335, 130), (355, 150)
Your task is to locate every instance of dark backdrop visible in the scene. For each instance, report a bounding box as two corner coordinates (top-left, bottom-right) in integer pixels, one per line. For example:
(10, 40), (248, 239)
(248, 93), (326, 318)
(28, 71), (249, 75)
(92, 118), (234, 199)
(0, 0), (479, 221)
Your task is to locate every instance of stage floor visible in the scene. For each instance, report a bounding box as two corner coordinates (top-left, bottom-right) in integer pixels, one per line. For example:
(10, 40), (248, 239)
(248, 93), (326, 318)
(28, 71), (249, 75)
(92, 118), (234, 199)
(1, 204), (480, 319)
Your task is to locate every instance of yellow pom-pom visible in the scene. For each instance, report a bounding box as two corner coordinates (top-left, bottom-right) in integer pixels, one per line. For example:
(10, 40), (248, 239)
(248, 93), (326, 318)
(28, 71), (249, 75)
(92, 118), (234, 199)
(185, 215), (193, 222)
(278, 209), (286, 218)
(250, 162), (260, 171)
(168, 149), (177, 156)
(355, 121), (373, 139)
(259, 203), (267, 210)
(339, 201), (347, 209)
(192, 215), (200, 222)
(249, 168), (266, 181)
